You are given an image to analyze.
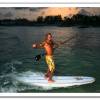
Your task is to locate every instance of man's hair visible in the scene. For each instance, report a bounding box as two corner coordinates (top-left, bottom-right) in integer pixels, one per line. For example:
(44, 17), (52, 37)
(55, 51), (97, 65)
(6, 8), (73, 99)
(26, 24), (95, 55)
(45, 33), (52, 40)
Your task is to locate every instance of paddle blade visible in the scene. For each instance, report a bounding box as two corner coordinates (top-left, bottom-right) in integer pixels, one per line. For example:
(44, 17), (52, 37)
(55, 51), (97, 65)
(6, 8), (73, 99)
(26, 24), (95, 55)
(34, 54), (41, 61)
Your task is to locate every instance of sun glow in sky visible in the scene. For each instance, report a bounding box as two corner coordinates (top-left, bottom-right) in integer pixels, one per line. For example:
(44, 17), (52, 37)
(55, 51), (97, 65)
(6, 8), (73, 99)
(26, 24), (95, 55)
(0, 7), (100, 20)
(41, 8), (79, 18)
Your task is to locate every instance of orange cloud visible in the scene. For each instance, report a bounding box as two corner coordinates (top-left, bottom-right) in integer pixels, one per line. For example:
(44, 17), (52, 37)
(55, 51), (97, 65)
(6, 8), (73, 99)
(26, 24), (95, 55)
(41, 7), (80, 18)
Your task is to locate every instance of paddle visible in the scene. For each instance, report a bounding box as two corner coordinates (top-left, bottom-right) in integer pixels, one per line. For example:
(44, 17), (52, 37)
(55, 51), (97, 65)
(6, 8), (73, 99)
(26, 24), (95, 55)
(33, 35), (77, 61)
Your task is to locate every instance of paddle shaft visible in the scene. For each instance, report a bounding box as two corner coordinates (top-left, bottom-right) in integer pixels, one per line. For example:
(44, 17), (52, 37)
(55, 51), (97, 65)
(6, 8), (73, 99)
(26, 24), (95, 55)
(54, 35), (76, 49)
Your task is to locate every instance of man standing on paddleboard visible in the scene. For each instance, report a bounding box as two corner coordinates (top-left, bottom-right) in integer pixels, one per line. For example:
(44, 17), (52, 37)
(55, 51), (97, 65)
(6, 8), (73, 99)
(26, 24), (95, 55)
(32, 33), (76, 83)
(32, 33), (58, 83)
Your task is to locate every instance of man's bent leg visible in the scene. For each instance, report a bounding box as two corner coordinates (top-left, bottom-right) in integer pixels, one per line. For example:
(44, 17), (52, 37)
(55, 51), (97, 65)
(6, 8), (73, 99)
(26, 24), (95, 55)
(48, 70), (55, 83)
(45, 68), (50, 79)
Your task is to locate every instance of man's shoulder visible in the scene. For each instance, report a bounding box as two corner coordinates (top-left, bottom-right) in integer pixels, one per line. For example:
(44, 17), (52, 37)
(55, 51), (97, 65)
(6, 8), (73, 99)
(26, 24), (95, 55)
(40, 41), (46, 46)
(42, 41), (46, 44)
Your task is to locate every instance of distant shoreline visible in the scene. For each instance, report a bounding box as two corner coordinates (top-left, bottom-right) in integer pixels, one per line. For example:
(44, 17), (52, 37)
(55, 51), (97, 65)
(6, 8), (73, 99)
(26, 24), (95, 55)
(0, 14), (100, 27)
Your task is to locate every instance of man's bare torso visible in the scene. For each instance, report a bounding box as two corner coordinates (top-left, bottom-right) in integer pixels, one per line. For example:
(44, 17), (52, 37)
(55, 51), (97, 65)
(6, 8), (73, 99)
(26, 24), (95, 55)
(44, 40), (54, 56)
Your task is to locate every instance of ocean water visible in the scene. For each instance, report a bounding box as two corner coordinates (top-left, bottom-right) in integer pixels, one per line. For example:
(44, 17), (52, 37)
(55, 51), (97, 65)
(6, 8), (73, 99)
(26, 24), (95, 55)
(0, 26), (100, 93)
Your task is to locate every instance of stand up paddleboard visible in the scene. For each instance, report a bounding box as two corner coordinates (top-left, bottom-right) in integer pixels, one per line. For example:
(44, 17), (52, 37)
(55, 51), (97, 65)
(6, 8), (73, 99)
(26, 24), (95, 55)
(11, 71), (95, 89)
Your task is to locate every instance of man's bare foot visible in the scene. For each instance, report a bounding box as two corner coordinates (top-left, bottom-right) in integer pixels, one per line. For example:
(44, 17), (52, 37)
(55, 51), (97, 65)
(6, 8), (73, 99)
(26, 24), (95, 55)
(48, 79), (55, 83)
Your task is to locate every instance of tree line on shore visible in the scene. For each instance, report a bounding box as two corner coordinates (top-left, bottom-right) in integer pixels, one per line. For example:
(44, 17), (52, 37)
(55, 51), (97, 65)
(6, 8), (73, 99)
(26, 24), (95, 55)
(0, 14), (100, 27)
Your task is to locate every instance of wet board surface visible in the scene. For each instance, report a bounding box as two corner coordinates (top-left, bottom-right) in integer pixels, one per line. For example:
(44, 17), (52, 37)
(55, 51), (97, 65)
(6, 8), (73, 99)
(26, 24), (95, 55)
(12, 71), (95, 89)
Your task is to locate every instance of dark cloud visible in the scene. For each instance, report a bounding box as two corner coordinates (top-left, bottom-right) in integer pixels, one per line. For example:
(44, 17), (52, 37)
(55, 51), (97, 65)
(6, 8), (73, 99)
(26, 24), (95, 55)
(14, 7), (48, 12)
(0, 12), (3, 18)
(14, 7), (40, 11)
(4, 12), (13, 17)
(79, 8), (100, 16)
(14, 7), (29, 10)
(29, 7), (48, 11)
(78, 9), (91, 15)
(0, 12), (3, 15)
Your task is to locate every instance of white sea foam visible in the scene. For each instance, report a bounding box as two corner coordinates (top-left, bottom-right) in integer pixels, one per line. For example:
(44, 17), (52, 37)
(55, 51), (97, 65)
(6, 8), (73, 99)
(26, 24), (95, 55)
(10, 71), (55, 90)
(11, 60), (23, 65)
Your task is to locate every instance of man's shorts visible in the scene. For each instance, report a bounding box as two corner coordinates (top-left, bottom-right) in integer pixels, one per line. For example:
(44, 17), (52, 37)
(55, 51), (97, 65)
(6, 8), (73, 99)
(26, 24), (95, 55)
(45, 55), (55, 73)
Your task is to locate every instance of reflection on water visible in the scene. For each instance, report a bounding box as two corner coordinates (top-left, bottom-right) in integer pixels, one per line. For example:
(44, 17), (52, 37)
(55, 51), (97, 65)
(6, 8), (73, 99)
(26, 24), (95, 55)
(0, 26), (100, 92)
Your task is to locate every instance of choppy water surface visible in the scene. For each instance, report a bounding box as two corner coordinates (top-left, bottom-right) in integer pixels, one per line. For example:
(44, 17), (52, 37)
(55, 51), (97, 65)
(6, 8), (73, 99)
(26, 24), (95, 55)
(0, 26), (100, 93)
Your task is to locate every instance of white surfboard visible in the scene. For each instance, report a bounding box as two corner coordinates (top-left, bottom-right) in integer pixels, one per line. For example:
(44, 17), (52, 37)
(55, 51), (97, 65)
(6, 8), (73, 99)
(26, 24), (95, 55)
(11, 71), (95, 89)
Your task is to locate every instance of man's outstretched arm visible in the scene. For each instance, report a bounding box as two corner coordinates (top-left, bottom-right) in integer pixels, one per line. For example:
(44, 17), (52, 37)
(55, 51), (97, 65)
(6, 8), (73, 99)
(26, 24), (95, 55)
(32, 42), (44, 48)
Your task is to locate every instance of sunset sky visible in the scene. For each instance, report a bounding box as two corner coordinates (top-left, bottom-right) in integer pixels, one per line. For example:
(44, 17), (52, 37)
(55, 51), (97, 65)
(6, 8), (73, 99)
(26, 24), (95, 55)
(0, 7), (100, 20)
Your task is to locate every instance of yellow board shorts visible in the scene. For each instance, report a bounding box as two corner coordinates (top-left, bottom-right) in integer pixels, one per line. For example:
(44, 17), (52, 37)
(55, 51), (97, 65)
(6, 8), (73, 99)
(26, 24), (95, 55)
(45, 55), (55, 73)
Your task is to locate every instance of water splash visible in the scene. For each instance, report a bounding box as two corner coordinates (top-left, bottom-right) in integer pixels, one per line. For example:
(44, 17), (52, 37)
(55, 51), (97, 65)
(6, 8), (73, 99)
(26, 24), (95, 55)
(0, 60), (23, 92)
(10, 71), (55, 91)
